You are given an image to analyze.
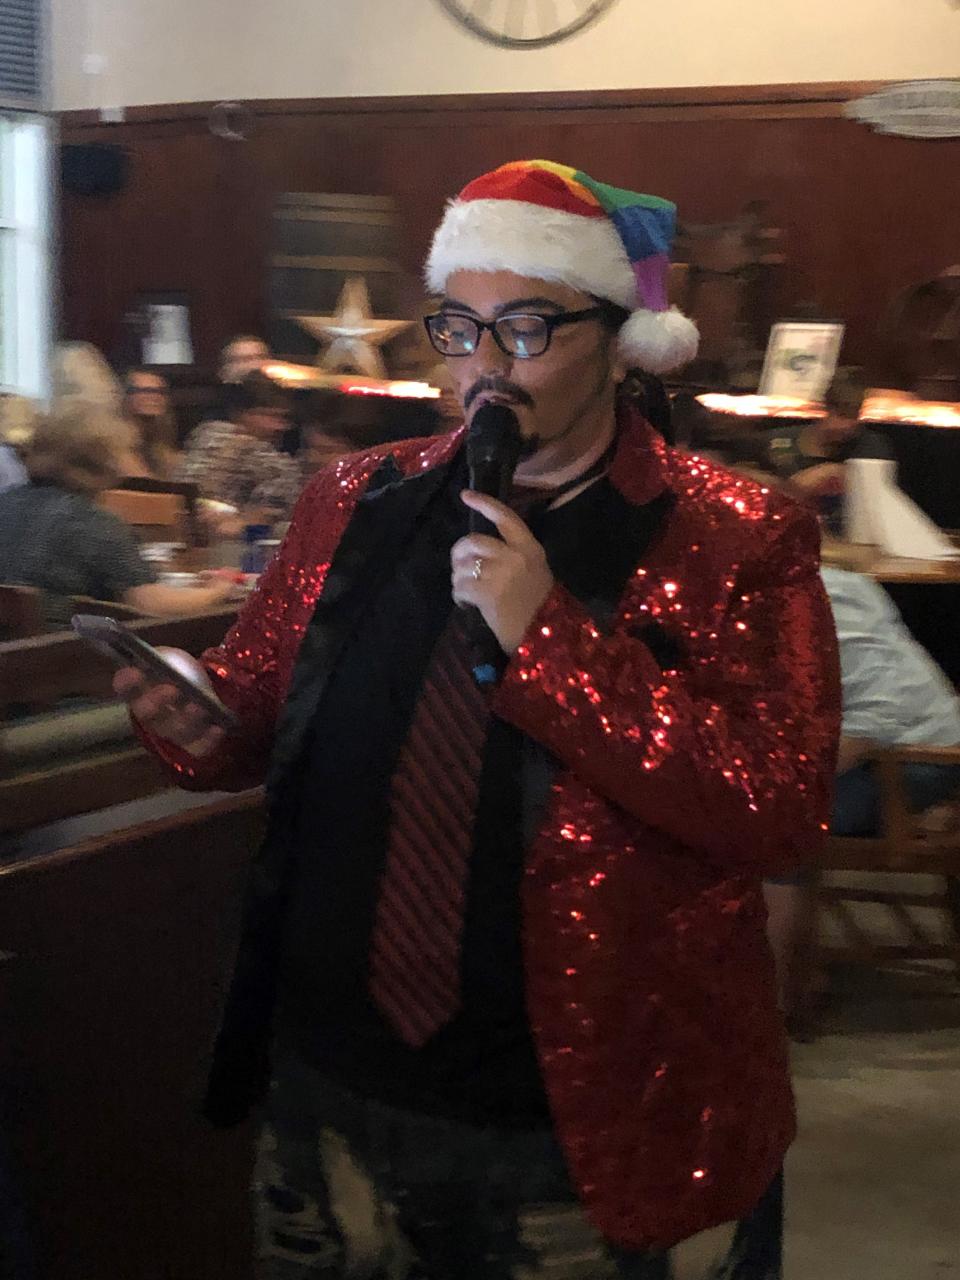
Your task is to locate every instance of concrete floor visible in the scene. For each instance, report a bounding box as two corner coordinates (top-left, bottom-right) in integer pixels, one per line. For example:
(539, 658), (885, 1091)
(786, 966), (960, 1279)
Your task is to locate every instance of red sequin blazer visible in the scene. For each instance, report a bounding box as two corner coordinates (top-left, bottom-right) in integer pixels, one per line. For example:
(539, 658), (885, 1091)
(147, 409), (840, 1250)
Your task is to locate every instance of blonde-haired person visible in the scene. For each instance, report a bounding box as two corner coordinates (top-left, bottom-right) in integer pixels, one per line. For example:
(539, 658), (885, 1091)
(0, 404), (237, 630)
(51, 341), (123, 412)
(0, 394), (39, 449)
(0, 395), (38, 493)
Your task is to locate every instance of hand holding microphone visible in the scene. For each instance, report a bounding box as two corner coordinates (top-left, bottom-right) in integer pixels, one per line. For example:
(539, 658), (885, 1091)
(451, 404), (554, 680)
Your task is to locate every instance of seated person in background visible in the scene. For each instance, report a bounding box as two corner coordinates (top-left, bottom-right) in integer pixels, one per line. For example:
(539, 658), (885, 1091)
(0, 395), (38, 444)
(821, 564), (960, 829)
(758, 375), (893, 532)
(671, 390), (754, 466)
(217, 334), (271, 420)
(177, 371), (304, 524)
(0, 442), (27, 494)
(122, 368), (181, 480)
(297, 388), (355, 475)
(0, 405), (237, 630)
(219, 334), (270, 385)
(765, 564), (960, 1022)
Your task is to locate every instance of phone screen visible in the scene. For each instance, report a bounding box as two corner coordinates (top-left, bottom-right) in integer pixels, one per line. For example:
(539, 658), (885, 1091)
(71, 614), (239, 731)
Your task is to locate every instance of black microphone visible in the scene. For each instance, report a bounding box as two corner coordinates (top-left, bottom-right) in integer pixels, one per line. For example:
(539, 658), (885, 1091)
(464, 403), (524, 685)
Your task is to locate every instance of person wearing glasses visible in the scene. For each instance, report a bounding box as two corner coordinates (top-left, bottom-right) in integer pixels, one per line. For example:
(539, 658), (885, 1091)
(115, 162), (839, 1279)
(121, 367), (182, 480)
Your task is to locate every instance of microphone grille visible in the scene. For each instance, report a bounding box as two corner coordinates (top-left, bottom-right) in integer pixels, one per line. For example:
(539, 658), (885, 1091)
(466, 403), (522, 466)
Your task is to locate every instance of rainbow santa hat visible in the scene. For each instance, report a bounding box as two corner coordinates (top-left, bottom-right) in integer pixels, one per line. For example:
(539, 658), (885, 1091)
(426, 159), (699, 376)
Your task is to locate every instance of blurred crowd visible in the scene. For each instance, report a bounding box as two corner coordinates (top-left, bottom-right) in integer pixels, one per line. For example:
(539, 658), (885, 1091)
(0, 341), (943, 643)
(0, 335), (428, 629)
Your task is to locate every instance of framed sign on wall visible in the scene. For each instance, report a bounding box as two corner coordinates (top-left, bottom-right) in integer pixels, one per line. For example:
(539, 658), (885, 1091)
(134, 291), (195, 366)
(758, 320), (845, 402)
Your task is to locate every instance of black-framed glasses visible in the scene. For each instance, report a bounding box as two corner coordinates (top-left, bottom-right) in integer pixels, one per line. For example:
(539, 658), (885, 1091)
(423, 307), (602, 359)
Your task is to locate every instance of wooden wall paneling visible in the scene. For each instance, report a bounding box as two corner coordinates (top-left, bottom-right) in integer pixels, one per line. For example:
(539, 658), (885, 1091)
(59, 85), (960, 378)
(57, 84), (888, 130)
(269, 192), (402, 359)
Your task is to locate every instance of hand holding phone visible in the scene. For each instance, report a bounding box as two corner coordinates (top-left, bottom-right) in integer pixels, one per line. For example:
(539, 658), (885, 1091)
(72, 614), (237, 757)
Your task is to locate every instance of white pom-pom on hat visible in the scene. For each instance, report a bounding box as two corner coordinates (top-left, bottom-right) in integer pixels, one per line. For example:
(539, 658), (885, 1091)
(617, 306), (700, 375)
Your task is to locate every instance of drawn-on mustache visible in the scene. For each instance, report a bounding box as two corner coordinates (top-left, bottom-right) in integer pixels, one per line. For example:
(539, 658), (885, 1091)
(464, 378), (534, 412)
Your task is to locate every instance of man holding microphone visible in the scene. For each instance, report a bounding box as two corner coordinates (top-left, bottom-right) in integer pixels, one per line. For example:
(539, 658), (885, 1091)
(117, 161), (839, 1278)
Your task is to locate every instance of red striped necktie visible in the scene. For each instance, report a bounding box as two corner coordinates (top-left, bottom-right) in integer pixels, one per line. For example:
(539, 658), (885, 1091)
(367, 454), (614, 1047)
(368, 607), (489, 1047)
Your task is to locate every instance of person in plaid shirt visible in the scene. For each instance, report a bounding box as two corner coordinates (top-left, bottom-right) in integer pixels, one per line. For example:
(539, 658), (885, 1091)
(177, 371), (305, 523)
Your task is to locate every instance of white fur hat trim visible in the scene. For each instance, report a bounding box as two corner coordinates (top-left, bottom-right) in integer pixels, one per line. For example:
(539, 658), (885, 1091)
(426, 196), (699, 374)
(426, 198), (636, 310)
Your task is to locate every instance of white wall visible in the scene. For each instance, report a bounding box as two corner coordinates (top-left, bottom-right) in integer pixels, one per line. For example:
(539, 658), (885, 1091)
(52, 0), (960, 112)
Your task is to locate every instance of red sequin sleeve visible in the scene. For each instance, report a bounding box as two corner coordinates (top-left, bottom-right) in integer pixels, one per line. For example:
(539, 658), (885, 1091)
(494, 505), (840, 874)
(133, 472), (337, 792)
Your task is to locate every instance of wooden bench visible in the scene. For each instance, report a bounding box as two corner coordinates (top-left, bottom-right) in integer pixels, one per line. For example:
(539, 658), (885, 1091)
(0, 790), (265, 1280)
(1, 587), (147, 646)
(0, 584), (45, 641)
(0, 608), (237, 835)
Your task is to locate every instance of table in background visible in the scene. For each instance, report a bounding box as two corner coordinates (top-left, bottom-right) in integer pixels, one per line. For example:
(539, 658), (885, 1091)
(682, 396), (960, 533)
(824, 540), (960, 685)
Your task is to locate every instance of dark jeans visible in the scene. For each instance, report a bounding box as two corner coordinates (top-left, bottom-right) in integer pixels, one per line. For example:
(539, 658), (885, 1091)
(255, 1045), (782, 1279)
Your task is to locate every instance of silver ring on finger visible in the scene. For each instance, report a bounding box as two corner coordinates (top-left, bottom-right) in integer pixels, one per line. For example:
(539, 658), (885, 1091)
(472, 556), (484, 582)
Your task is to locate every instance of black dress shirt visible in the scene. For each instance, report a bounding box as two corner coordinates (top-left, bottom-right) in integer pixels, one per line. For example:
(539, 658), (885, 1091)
(276, 462), (672, 1125)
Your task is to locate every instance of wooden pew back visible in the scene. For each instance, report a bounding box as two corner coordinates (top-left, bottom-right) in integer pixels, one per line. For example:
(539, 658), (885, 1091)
(0, 606), (236, 712)
(0, 791), (265, 1280)
(0, 607), (236, 834)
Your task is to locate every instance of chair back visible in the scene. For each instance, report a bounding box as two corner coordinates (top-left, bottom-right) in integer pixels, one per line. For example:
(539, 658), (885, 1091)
(819, 744), (960, 979)
(99, 487), (188, 542)
(111, 477), (203, 545)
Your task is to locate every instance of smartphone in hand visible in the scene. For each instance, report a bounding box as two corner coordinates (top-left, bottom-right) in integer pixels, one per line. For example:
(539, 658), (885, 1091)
(71, 614), (239, 731)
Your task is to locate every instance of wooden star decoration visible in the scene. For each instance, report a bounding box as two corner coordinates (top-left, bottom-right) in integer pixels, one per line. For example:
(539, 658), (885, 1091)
(294, 276), (414, 379)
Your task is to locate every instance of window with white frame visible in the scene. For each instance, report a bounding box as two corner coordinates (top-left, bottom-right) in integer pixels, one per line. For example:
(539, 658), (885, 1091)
(0, 111), (51, 398)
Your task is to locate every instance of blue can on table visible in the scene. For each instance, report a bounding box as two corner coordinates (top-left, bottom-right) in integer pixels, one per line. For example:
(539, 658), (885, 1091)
(241, 524), (273, 575)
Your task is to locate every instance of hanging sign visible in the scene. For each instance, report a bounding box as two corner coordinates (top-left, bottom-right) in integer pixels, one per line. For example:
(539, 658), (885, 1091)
(846, 80), (960, 139)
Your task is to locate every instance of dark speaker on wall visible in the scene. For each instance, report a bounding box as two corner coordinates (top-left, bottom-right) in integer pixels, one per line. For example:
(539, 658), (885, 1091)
(60, 143), (129, 196)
